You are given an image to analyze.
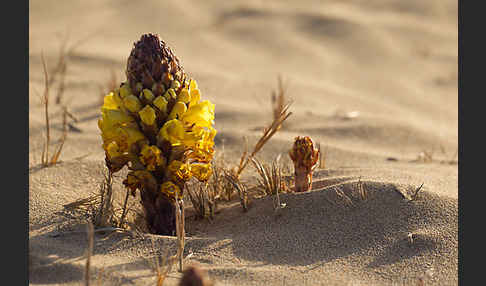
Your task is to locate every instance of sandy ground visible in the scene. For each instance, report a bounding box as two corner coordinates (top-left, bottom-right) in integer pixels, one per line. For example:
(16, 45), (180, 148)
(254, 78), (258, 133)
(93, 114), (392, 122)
(29, 0), (458, 285)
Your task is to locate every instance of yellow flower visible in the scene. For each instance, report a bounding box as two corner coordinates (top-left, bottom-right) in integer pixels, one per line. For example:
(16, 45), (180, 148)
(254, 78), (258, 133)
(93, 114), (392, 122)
(158, 119), (185, 146)
(163, 88), (177, 101)
(191, 163), (212, 182)
(141, 88), (155, 102)
(139, 145), (165, 171)
(182, 100), (215, 128)
(177, 88), (191, 103)
(168, 160), (192, 181)
(123, 95), (142, 112)
(168, 101), (187, 120)
(119, 82), (132, 98)
(189, 79), (198, 90)
(98, 109), (136, 143)
(171, 80), (181, 90)
(138, 105), (156, 126)
(105, 141), (123, 159)
(115, 126), (146, 151)
(102, 92), (120, 110)
(160, 181), (182, 198)
(153, 96), (168, 113)
(189, 88), (201, 107)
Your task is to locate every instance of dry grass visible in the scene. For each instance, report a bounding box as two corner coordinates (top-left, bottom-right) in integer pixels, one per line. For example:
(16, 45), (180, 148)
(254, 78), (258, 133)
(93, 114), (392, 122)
(271, 75), (291, 129)
(148, 240), (177, 286)
(38, 53), (69, 167)
(224, 172), (249, 212)
(186, 182), (217, 220)
(234, 100), (292, 178)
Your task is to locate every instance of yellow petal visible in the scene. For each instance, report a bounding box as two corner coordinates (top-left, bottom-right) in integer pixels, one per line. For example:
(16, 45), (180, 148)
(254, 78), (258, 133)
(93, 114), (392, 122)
(160, 181), (182, 198)
(158, 119), (185, 146)
(189, 89), (201, 107)
(138, 105), (156, 126)
(182, 100), (215, 127)
(191, 163), (212, 182)
(177, 88), (191, 103)
(153, 96), (168, 113)
(168, 160), (192, 181)
(189, 79), (198, 91)
(139, 144), (165, 171)
(119, 82), (132, 98)
(168, 101), (187, 120)
(171, 80), (181, 90)
(163, 88), (177, 101)
(141, 88), (155, 102)
(102, 92), (120, 110)
(123, 95), (142, 112)
(105, 141), (122, 159)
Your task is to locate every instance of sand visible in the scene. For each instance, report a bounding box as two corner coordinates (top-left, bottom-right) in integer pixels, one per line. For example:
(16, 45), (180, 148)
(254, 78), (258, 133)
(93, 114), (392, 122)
(29, 0), (458, 285)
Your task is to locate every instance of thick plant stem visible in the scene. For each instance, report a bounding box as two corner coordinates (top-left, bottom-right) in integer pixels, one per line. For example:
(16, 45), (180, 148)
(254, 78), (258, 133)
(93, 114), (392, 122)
(140, 187), (176, 235)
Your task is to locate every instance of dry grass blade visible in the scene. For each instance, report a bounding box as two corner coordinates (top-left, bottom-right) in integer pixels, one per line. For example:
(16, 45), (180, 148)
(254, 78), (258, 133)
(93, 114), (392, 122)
(271, 75), (290, 128)
(357, 177), (368, 200)
(411, 182), (424, 201)
(187, 183), (216, 220)
(224, 172), (249, 212)
(94, 168), (115, 227)
(175, 196), (185, 273)
(40, 52), (51, 167)
(235, 101), (292, 178)
(84, 221), (94, 286)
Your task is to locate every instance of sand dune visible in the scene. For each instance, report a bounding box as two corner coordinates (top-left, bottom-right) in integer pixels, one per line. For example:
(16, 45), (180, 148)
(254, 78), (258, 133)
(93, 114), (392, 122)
(29, 0), (457, 285)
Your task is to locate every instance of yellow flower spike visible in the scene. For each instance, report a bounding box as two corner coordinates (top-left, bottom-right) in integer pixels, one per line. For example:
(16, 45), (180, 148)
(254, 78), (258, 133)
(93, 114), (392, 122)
(153, 96), (168, 113)
(102, 92), (120, 110)
(119, 82), (132, 98)
(160, 181), (182, 199)
(123, 94), (143, 112)
(189, 88), (201, 106)
(138, 105), (156, 126)
(182, 100), (215, 128)
(168, 101), (187, 120)
(191, 163), (212, 182)
(158, 119), (185, 146)
(141, 89), (155, 102)
(139, 144), (165, 171)
(168, 160), (192, 181)
(171, 80), (181, 90)
(177, 88), (191, 103)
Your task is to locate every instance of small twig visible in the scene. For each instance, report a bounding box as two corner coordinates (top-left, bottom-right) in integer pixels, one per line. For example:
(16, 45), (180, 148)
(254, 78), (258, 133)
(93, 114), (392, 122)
(411, 183), (424, 200)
